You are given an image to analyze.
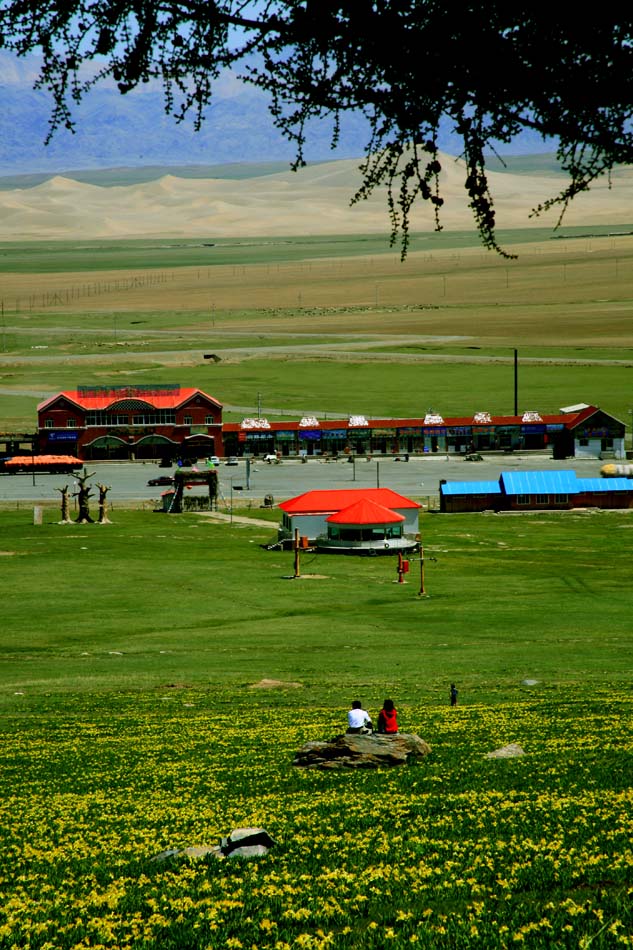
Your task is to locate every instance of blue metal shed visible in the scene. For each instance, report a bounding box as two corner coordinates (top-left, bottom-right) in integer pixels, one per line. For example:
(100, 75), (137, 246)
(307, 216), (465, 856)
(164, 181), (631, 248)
(575, 477), (633, 493)
(440, 480), (501, 496)
(500, 470), (579, 496)
(440, 469), (633, 512)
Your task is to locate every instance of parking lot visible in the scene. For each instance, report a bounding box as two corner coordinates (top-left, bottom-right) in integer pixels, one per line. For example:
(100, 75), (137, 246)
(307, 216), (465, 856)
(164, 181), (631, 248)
(0, 453), (608, 506)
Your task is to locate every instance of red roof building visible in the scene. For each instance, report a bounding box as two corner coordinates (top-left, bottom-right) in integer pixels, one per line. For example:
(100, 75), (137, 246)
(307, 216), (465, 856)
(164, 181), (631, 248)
(320, 498), (412, 555)
(37, 385), (223, 462)
(223, 405), (625, 461)
(278, 488), (421, 552)
(33, 390), (625, 464)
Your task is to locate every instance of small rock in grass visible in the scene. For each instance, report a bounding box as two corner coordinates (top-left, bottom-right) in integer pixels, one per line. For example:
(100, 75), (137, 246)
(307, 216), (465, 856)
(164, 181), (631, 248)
(150, 828), (276, 863)
(485, 743), (525, 759)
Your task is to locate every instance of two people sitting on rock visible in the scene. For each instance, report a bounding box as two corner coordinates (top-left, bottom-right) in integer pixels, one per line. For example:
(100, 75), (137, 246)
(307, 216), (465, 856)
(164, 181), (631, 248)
(346, 698), (398, 735)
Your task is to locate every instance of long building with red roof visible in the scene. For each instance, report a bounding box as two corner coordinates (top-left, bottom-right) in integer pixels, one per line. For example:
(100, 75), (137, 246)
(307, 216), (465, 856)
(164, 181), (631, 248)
(34, 390), (625, 463)
(223, 404), (625, 461)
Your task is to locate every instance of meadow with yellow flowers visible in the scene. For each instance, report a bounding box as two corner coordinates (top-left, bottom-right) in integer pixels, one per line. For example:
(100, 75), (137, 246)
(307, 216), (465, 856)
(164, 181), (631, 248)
(2, 690), (632, 949)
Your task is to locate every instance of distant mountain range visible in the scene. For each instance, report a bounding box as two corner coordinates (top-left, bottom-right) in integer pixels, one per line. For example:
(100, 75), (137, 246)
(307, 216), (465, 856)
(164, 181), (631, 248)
(0, 51), (557, 180)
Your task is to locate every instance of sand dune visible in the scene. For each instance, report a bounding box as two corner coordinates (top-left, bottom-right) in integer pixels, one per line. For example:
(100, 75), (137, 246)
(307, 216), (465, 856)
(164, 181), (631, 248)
(1, 152), (632, 240)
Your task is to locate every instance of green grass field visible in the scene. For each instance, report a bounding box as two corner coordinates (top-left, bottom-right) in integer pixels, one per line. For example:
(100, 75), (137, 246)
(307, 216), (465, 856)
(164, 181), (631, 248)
(1, 223), (631, 273)
(1, 508), (632, 949)
(2, 507), (632, 699)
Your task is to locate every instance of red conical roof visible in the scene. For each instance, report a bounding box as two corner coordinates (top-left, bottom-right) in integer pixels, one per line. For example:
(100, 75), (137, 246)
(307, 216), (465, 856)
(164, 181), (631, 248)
(326, 498), (405, 525)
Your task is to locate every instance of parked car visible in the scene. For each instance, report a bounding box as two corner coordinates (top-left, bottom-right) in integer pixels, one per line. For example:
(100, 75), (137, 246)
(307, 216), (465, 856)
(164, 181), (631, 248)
(147, 475), (174, 486)
(225, 457), (239, 466)
(208, 456), (220, 466)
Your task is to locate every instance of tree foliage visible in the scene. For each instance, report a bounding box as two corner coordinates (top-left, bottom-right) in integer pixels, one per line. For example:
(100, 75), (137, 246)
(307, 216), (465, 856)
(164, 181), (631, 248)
(2, 2), (633, 256)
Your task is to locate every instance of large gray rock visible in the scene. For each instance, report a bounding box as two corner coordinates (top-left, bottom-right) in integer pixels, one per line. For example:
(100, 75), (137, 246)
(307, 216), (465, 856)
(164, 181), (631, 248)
(293, 732), (431, 769)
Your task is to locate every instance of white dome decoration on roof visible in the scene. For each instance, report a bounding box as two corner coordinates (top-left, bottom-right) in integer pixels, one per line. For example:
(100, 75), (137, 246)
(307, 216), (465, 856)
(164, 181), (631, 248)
(424, 412), (444, 425)
(473, 411), (492, 424)
(348, 415), (369, 427)
(521, 411), (543, 422)
(241, 417), (271, 429)
(299, 416), (319, 427)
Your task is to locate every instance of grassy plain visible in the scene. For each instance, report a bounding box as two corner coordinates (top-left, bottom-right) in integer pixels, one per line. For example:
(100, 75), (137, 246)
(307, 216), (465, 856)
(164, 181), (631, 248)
(1, 228), (633, 948)
(1, 508), (632, 949)
(2, 507), (632, 699)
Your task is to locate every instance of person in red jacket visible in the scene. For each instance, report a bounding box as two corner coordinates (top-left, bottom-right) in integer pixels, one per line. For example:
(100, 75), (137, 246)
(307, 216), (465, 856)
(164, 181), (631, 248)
(377, 699), (398, 734)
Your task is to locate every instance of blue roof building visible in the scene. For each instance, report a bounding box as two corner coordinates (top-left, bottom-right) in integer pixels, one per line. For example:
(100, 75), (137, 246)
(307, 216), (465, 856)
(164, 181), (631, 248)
(440, 470), (633, 512)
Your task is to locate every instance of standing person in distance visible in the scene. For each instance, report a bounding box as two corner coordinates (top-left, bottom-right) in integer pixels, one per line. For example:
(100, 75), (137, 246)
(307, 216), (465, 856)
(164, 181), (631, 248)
(450, 683), (458, 707)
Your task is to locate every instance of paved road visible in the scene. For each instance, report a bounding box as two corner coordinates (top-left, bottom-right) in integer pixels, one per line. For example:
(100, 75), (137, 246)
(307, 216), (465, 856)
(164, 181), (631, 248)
(0, 454), (608, 506)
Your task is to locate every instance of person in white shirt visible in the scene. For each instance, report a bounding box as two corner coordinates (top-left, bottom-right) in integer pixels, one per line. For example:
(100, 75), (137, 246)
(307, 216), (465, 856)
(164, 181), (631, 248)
(347, 700), (373, 734)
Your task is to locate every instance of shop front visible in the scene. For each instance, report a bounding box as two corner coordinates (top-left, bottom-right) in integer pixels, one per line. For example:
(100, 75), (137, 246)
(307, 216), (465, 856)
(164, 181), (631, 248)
(446, 426), (472, 454)
(347, 426), (371, 455)
(397, 427), (423, 454)
(239, 430), (276, 456)
(471, 425), (496, 451)
(320, 428), (349, 456)
(275, 430), (298, 456)
(298, 429), (322, 456)
(370, 427), (399, 454)
(422, 426), (447, 453)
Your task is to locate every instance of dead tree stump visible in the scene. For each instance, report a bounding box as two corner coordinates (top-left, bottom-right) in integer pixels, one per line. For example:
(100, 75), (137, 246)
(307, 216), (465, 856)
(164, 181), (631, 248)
(56, 485), (72, 524)
(97, 483), (112, 524)
(74, 470), (95, 524)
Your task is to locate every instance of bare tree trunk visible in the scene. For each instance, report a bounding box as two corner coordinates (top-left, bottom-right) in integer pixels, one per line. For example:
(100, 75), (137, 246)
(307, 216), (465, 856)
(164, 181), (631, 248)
(97, 483), (112, 524)
(56, 485), (72, 524)
(74, 470), (95, 523)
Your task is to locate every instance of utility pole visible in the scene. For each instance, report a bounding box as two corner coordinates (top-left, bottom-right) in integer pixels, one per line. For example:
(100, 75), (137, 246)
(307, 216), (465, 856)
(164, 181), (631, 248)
(293, 528), (301, 578)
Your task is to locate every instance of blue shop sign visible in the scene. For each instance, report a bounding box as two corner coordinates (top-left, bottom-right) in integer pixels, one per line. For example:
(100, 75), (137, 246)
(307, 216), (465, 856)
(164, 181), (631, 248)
(47, 431), (78, 441)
